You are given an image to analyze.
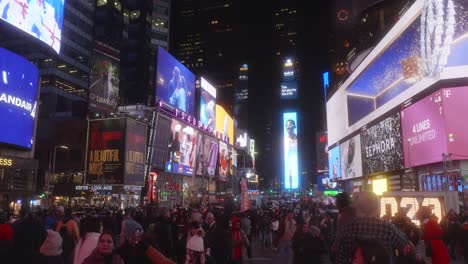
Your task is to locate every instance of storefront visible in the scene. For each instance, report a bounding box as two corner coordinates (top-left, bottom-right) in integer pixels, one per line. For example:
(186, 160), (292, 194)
(0, 155), (38, 213)
(156, 172), (184, 208)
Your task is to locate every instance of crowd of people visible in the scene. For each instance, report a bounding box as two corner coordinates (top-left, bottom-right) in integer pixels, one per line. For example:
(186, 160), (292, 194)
(0, 192), (467, 264)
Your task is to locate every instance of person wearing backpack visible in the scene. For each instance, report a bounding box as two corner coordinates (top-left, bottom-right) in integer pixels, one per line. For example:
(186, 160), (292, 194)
(56, 207), (80, 262)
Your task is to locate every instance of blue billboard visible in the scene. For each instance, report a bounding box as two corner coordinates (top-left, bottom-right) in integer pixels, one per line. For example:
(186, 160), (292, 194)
(328, 145), (341, 179)
(0, 0), (64, 53)
(0, 48), (39, 149)
(283, 112), (298, 190)
(156, 47), (195, 115)
(199, 77), (216, 130)
(165, 118), (199, 176)
(347, 0), (468, 126)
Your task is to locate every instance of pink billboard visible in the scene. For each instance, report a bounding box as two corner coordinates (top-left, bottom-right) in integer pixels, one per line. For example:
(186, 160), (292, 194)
(401, 86), (468, 167)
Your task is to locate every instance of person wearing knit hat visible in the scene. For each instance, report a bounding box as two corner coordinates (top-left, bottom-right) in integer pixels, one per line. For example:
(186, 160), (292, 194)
(125, 219), (143, 245)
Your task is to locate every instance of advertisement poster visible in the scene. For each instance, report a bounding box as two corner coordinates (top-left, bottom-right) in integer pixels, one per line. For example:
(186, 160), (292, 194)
(240, 177), (250, 212)
(0, 0), (64, 53)
(280, 81), (298, 100)
(218, 141), (229, 181)
(0, 48), (39, 149)
(196, 135), (218, 177)
(215, 104), (234, 145)
(401, 89), (447, 167)
(442, 87), (468, 160)
(235, 128), (248, 149)
(152, 114), (171, 170)
(125, 119), (146, 186)
(283, 112), (299, 189)
(88, 119), (125, 184)
(315, 132), (328, 172)
(89, 46), (120, 112)
(156, 47), (195, 115)
(166, 119), (199, 176)
(361, 113), (404, 176)
(340, 135), (363, 179)
(318, 174), (339, 191)
(328, 145), (340, 179)
(200, 77), (216, 130)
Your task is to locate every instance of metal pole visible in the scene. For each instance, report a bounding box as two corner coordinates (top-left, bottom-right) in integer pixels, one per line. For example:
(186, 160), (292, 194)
(52, 146), (57, 181)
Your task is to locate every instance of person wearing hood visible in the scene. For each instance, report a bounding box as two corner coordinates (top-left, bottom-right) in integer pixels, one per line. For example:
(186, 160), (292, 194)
(185, 221), (206, 264)
(83, 232), (124, 264)
(117, 219), (174, 264)
(231, 217), (249, 264)
(74, 216), (102, 264)
(39, 228), (64, 264)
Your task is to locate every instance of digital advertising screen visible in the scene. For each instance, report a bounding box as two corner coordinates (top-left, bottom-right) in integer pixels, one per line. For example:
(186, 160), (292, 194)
(89, 49), (120, 112)
(196, 135), (218, 177)
(328, 145), (341, 180)
(316, 132), (328, 172)
(125, 119), (146, 186)
(442, 87), (468, 160)
(235, 128), (248, 149)
(280, 81), (298, 100)
(0, 48), (39, 149)
(166, 119), (199, 176)
(218, 141), (229, 181)
(200, 77), (216, 131)
(283, 112), (299, 190)
(156, 47), (195, 115)
(340, 135), (363, 180)
(318, 175), (340, 191)
(361, 113), (404, 176)
(346, 0), (468, 126)
(0, 0), (64, 53)
(152, 114), (171, 170)
(88, 119), (126, 184)
(215, 104), (234, 145)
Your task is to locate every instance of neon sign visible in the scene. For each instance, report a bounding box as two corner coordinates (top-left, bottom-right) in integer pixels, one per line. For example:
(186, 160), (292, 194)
(380, 196), (443, 225)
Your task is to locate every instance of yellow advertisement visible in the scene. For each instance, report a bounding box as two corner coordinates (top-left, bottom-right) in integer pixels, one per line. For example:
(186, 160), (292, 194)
(215, 104), (234, 145)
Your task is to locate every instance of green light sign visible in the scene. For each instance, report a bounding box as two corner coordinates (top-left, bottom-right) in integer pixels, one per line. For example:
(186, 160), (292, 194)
(324, 190), (339, 196)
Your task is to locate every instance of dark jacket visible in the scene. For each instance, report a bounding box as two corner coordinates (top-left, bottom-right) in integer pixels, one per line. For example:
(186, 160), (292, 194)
(82, 248), (124, 264)
(117, 240), (151, 264)
(292, 232), (325, 264)
(153, 216), (174, 258)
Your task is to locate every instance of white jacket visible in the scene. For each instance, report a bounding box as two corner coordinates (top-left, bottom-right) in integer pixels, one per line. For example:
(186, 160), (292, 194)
(73, 232), (101, 264)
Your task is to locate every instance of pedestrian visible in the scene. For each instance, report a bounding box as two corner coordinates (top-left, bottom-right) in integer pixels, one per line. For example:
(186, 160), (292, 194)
(352, 239), (390, 264)
(56, 207), (80, 262)
(73, 216), (102, 264)
(274, 211), (296, 264)
(422, 215), (450, 264)
(334, 192), (414, 264)
(231, 217), (249, 264)
(185, 229), (205, 264)
(292, 223), (325, 264)
(240, 212), (253, 262)
(82, 232), (124, 264)
(153, 207), (174, 259)
(0, 223), (14, 263)
(39, 228), (64, 264)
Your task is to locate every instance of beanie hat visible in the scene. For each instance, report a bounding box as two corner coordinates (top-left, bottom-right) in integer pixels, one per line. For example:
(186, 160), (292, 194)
(0, 224), (13, 241)
(186, 235), (204, 252)
(40, 230), (63, 256)
(125, 219), (143, 240)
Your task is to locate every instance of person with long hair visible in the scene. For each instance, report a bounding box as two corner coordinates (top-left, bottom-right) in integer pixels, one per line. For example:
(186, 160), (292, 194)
(83, 232), (124, 264)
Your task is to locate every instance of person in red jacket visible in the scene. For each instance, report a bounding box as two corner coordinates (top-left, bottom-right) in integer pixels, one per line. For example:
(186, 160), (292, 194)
(422, 216), (450, 264)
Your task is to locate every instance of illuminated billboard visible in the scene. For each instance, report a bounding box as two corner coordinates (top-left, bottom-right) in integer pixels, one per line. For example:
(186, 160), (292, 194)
(89, 47), (120, 112)
(196, 135), (218, 177)
(316, 132), (328, 172)
(166, 119), (199, 176)
(218, 141), (229, 181)
(328, 145), (341, 180)
(283, 112), (298, 189)
(0, 48), (39, 149)
(360, 113), (404, 175)
(156, 47), (195, 115)
(0, 0), (64, 53)
(235, 128), (248, 149)
(199, 77), (216, 130)
(327, 0), (468, 146)
(215, 104), (234, 145)
(280, 81), (298, 100)
(402, 86), (468, 167)
(125, 119), (146, 186)
(283, 58), (295, 80)
(340, 135), (363, 179)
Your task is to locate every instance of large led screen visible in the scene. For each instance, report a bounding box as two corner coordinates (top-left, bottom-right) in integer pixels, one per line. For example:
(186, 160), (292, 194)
(152, 114), (171, 170)
(156, 47), (195, 115)
(361, 113), (404, 175)
(443, 87), (468, 160)
(340, 135), (363, 180)
(89, 49), (120, 112)
(280, 81), (298, 100)
(347, 0), (468, 126)
(216, 104), (234, 145)
(125, 119), (146, 186)
(235, 128), (248, 149)
(166, 119), (199, 176)
(283, 112), (299, 189)
(0, 48), (39, 149)
(88, 119), (126, 184)
(316, 132), (328, 172)
(218, 141), (229, 181)
(0, 0), (64, 53)
(200, 77), (216, 131)
(196, 135), (218, 177)
(328, 145), (341, 180)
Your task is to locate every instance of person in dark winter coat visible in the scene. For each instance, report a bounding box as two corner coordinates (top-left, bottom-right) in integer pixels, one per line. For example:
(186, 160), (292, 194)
(12, 209), (48, 263)
(153, 207), (174, 259)
(292, 223), (325, 264)
(83, 232), (124, 264)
